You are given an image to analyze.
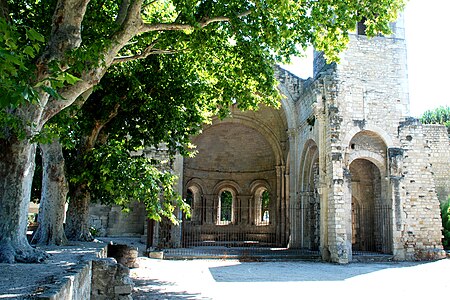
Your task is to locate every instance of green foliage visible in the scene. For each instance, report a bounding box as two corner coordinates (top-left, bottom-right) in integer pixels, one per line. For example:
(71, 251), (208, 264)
(0, 18), (43, 108)
(220, 191), (233, 222)
(441, 197), (450, 249)
(81, 139), (188, 223)
(420, 106), (450, 133)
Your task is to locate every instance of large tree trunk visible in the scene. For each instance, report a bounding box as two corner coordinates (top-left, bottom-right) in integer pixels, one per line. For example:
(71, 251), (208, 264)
(65, 183), (93, 241)
(32, 139), (69, 246)
(0, 137), (48, 263)
(0, 0), (145, 263)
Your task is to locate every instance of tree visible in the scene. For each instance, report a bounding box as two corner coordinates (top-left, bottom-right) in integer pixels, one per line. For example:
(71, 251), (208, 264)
(31, 139), (69, 246)
(0, 0), (405, 263)
(64, 55), (210, 240)
(420, 106), (450, 133)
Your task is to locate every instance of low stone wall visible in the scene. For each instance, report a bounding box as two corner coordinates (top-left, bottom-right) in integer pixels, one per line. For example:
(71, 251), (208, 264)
(36, 261), (93, 300)
(0, 242), (134, 300)
(91, 258), (134, 300)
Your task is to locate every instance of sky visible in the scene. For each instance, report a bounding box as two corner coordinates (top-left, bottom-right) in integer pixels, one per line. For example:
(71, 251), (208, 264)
(283, 0), (450, 117)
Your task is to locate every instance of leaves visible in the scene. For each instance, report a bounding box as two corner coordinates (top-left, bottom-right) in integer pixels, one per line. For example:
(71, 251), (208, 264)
(420, 106), (450, 133)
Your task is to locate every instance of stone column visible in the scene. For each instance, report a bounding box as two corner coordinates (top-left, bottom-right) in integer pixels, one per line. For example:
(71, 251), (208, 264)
(287, 129), (300, 248)
(313, 96), (330, 261)
(202, 194), (216, 225)
(170, 154), (184, 248)
(276, 166), (282, 246)
(388, 147), (406, 260)
(285, 172), (290, 245)
(280, 165), (287, 245)
(238, 195), (251, 225)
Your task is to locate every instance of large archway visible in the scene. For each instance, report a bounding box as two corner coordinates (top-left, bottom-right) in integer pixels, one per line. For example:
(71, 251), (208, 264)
(182, 107), (289, 248)
(295, 140), (320, 250)
(347, 130), (392, 254)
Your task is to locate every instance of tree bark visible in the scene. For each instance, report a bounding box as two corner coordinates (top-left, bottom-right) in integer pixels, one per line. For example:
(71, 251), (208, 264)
(65, 183), (93, 241)
(32, 139), (69, 246)
(0, 137), (48, 263)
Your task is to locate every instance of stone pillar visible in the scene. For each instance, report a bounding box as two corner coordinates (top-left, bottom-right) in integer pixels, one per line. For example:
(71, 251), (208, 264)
(170, 154), (184, 248)
(280, 165), (287, 245)
(343, 169), (353, 262)
(285, 172), (290, 245)
(313, 97), (330, 261)
(388, 147), (406, 260)
(238, 195), (251, 225)
(276, 165), (287, 246)
(204, 194), (215, 225)
(287, 129), (300, 248)
(276, 166), (282, 246)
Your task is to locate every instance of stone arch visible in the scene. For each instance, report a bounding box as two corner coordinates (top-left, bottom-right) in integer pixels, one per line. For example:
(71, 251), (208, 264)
(346, 130), (388, 178)
(205, 114), (285, 166)
(294, 139), (320, 250)
(348, 150), (386, 176)
(183, 103), (288, 247)
(346, 131), (391, 254)
(213, 180), (242, 196)
(250, 180), (272, 225)
(279, 90), (297, 131)
(185, 178), (206, 224)
(213, 181), (241, 225)
(341, 125), (394, 149)
(349, 158), (391, 254)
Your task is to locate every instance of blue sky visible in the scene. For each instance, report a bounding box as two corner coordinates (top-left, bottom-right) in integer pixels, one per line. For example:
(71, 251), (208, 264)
(283, 0), (449, 117)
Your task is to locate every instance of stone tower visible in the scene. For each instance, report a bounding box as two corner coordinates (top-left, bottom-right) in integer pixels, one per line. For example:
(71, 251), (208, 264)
(302, 15), (445, 262)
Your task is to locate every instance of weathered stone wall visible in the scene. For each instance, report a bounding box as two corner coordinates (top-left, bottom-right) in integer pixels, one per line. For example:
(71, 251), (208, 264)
(423, 124), (450, 204)
(333, 34), (409, 142)
(301, 21), (445, 262)
(394, 119), (445, 260)
(89, 201), (146, 237)
(91, 258), (134, 300)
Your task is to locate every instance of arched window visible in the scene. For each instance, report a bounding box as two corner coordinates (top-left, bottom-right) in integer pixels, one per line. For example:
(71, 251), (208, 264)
(184, 189), (193, 221)
(218, 190), (233, 225)
(254, 187), (270, 225)
(261, 190), (270, 223)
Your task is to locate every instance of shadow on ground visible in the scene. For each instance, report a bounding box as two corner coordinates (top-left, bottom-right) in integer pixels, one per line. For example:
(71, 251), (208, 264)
(208, 260), (425, 282)
(133, 278), (211, 300)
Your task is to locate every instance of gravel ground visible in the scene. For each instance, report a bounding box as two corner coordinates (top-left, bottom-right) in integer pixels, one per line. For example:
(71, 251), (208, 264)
(131, 257), (450, 300)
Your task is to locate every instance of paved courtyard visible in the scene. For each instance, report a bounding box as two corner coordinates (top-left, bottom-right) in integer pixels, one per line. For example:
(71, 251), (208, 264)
(130, 257), (450, 299)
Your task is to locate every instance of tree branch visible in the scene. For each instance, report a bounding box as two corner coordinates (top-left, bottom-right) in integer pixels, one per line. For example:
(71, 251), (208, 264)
(112, 40), (180, 64)
(115, 0), (131, 26)
(42, 0), (90, 62)
(85, 103), (120, 150)
(139, 9), (252, 33)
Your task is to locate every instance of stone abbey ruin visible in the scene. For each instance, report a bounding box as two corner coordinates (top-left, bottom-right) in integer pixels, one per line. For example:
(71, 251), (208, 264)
(90, 16), (450, 263)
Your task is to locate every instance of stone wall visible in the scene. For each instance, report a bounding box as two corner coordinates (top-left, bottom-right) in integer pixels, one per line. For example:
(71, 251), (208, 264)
(89, 201), (146, 237)
(394, 119), (445, 260)
(423, 124), (450, 204)
(91, 258), (134, 300)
